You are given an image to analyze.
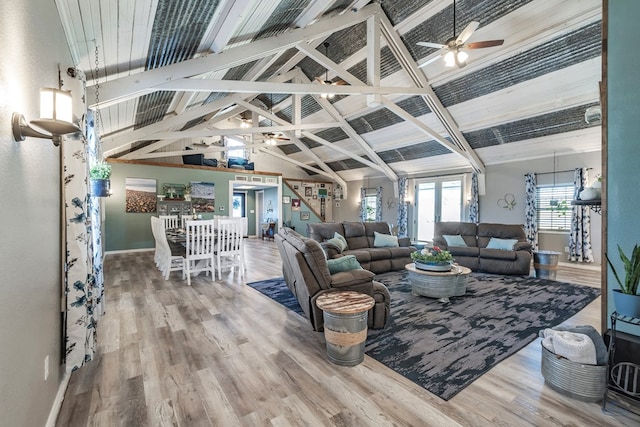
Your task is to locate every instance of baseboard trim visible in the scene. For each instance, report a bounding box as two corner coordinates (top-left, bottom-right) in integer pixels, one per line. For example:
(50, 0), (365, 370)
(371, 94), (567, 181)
(105, 248), (154, 255)
(45, 371), (71, 427)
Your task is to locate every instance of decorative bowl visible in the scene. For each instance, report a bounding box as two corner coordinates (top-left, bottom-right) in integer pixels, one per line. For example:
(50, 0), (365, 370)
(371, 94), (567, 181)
(414, 261), (452, 272)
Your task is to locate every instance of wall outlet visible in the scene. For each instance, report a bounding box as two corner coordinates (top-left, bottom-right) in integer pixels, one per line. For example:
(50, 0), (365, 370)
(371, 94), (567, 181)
(44, 355), (49, 381)
(564, 246), (570, 253)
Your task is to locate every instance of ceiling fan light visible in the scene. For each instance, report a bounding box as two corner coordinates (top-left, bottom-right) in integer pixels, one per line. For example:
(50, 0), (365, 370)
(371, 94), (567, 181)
(457, 50), (468, 63)
(444, 51), (455, 67)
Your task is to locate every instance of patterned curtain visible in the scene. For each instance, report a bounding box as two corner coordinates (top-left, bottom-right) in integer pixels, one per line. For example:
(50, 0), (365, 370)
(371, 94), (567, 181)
(63, 110), (105, 372)
(524, 172), (539, 251)
(397, 177), (408, 237)
(469, 173), (479, 223)
(360, 187), (366, 221)
(569, 168), (594, 262)
(375, 186), (383, 222)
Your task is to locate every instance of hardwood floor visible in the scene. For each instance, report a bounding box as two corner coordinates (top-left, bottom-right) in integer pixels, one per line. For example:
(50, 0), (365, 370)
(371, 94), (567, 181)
(56, 239), (640, 426)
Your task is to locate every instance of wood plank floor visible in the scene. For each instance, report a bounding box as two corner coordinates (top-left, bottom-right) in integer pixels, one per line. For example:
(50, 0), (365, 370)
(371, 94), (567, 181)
(56, 238), (640, 426)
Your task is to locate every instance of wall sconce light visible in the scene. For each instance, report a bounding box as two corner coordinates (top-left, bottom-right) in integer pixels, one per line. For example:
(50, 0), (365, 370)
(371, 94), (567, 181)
(12, 88), (80, 146)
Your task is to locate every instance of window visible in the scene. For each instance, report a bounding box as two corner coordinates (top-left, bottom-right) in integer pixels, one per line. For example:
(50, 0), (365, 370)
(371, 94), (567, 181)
(536, 184), (573, 231)
(226, 136), (246, 159)
(363, 195), (377, 221)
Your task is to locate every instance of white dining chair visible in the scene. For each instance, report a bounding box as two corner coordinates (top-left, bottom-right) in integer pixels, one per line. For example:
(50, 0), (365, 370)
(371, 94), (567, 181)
(184, 219), (216, 286)
(159, 215), (180, 230)
(152, 216), (185, 280)
(150, 216), (162, 268)
(215, 218), (245, 280)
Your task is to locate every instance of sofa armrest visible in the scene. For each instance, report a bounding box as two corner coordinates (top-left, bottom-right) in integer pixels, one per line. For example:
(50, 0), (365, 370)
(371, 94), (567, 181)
(398, 237), (412, 247)
(330, 269), (375, 288)
(514, 241), (532, 252)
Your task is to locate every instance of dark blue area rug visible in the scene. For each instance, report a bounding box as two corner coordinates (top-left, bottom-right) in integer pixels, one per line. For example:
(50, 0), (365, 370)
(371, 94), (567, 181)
(247, 271), (600, 400)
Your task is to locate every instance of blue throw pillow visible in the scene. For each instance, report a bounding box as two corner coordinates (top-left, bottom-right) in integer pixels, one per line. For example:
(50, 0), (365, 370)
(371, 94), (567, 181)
(326, 237), (344, 253)
(486, 237), (518, 250)
(332, 232), (348, 251)
(443, 234), (467, 247)
(327, 255), (362, 274)
(373, 231), (399, 247)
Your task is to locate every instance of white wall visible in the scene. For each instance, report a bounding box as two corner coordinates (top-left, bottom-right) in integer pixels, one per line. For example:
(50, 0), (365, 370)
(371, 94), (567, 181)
(0, 2), (73, 426)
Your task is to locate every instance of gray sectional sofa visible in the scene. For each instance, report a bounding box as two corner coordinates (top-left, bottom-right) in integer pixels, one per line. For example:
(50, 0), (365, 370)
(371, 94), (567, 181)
(307, 221), (416, 274)
(433, 222), (532, 275)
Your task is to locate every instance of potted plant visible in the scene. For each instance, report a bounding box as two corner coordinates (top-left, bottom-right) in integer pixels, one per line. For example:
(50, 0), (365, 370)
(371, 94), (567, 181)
(89, 162), (111, 197)
(606, 244), (640, 318)
(411, 246), (454, 271)
(184, 183), (192, 201)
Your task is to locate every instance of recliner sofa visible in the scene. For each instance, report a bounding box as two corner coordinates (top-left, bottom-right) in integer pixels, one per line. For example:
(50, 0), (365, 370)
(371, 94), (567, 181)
(307, 221), (416, 274)
(433, 222), (532, 275)
(275, 227), (390, 331)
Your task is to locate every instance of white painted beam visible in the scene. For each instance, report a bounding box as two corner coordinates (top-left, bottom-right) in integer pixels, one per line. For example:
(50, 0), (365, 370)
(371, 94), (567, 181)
(150, 122), (340, 139)
(366, 13), (381, 107)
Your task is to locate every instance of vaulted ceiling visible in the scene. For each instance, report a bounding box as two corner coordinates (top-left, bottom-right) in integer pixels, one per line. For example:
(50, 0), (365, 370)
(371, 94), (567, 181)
(56, 0), (602, 186)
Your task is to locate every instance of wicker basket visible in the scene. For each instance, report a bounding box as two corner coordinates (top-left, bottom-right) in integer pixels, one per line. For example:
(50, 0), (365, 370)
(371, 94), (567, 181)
(540, 344), (607, 402)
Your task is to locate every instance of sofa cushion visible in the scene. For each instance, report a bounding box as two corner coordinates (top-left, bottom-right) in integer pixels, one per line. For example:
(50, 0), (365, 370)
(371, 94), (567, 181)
(448, 246), (480, 257)
(434, 222), (478, 248)
(443, 234), (467, 247)
(343, 222), (369, 249)
(327, 255), (362, 274)
(477, 223), (526, 248)
(479, 248), (518, 261)
(367, 248), (393, 261)
(307, 222), (345, 243)
(373, 231), (399, 247)
(486, 237), (518, 250)
(387, 246), (415, 259)
(364, 222), (392, 247)
(343, 249), (372, 265)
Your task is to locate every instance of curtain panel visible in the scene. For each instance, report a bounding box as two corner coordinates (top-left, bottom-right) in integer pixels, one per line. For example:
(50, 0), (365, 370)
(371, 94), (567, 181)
(469, 173), (479, 223)
(375, 186), (383, 222)
(397, 177), (408, 237)
(524, 172), (539, 251)
(569, 168), (594, 262)
(359, 187), (366, 221)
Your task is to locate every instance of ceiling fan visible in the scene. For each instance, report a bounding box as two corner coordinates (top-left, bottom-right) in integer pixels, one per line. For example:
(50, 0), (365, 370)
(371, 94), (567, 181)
(417, 0), (504, 69)
(261, 93), (290, 145)
(314, 42), (347, 99)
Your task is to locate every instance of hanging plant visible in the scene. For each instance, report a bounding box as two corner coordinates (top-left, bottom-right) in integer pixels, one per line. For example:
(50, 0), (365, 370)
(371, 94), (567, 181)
(89, 162), (111, 197)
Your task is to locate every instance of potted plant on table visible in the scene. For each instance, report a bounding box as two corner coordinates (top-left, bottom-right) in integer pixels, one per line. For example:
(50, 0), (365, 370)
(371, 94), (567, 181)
(89, 162), (111, 197)
(411, 246), (454, 272)
(606, 243), (640, 318)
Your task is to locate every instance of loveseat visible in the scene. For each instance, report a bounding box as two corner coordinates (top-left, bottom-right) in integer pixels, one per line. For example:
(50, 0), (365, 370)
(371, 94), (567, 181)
(307, 221), (416, 274)
(275, 227), (390, 331)
(433, 222), (532, 275)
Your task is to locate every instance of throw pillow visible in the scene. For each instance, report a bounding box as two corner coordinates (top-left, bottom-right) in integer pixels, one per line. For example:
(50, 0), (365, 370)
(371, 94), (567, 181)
(325, 237), (344, 254)
(327, 255), (362, 274)
(373, 231), (399, 247)
(443, 234), (467, 247)
(333, 232), (349, 251)
(486, 237), (518, 250)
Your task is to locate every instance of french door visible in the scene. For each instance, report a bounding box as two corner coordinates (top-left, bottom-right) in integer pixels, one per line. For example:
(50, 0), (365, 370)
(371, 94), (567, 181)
(414, 177), (463, 243)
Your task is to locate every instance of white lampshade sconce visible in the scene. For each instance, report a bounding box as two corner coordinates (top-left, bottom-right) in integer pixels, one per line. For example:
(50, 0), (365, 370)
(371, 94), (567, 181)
(12, 88), (80, 146)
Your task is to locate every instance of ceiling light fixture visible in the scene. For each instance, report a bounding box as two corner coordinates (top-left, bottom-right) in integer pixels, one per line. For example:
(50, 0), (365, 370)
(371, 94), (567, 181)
(12, 87), (80, 146)
(320, 42), (335, 99)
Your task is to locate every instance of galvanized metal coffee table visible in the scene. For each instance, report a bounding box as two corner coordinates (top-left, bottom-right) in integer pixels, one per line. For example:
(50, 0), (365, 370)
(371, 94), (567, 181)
(405, 263), (471, 302)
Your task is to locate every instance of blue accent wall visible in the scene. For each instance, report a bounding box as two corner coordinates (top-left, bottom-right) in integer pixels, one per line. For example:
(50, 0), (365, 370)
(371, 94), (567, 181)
(607, 0), (640, 334)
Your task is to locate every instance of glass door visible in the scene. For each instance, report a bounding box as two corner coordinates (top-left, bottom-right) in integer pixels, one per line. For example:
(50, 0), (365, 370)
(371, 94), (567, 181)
(414, 177), (463, 243)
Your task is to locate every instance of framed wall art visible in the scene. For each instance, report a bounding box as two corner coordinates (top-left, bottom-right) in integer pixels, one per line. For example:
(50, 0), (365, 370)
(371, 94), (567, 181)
(126, 178), (157, 213)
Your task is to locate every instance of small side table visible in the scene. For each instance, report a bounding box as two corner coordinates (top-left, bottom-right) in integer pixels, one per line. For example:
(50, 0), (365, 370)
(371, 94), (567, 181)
(315, 291), (375, 366)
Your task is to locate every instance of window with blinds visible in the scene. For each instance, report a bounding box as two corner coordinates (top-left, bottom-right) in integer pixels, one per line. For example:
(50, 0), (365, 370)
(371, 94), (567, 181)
(536, 184), (574, 231)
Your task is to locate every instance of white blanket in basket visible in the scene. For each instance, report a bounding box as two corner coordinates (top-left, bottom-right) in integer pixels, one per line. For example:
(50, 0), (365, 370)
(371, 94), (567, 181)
(541, 329), (597, 365)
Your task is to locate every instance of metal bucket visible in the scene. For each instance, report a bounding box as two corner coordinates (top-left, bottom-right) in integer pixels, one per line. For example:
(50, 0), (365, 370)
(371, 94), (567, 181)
(534, 250), (560, 279)
(322, 311), (369, 366)
(541, 344), (607, 402)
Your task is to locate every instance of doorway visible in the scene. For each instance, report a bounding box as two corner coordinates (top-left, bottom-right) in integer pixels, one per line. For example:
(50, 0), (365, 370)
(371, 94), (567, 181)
(414, 177), (463, 243)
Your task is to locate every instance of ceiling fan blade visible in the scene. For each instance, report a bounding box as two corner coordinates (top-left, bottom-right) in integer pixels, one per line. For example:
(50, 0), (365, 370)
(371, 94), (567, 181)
(417, 41), (447, 49)
(456, 21), (479, 45)
(465, 39), (504, 49)
(418, 53), (445, 68)
(332, 80), (348, 86)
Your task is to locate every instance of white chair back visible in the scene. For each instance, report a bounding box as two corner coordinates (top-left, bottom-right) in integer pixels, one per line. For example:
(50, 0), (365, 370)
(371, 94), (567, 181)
(152, 216), (185, 280)
(216, 218), (245, 280)
(159, 215), (179, 230)
(184, 219), (216, 285)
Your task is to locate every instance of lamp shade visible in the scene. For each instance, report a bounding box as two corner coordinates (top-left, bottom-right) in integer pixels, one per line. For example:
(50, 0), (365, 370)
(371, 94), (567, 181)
(40, 88), (73, 122)
(31, 88), (80, 135)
